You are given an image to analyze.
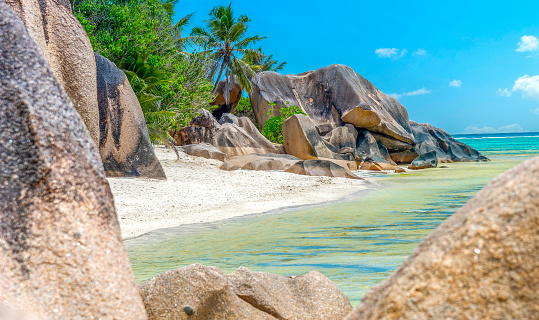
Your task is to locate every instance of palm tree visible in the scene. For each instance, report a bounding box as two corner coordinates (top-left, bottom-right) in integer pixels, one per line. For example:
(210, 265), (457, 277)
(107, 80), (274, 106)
(190, 4), (265, 98)
(242, 47), (287, 73)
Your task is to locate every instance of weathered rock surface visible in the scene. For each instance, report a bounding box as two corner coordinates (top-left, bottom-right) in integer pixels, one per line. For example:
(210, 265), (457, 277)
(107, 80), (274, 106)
(0, 306), (42, 320)
(359, 161), (405, 173)
(172, 109), (220, 146)
(211, 78), (242, 119)
(355, 131), (390, 164)
(285, 160), (362, 180)
(181, 143), (227, 162)
(221, 153), (300, 171)
(389, 149), (419, 164)
(6, 0), (100, 144)
(212, 117), (284, 158)
(139, 264), (275, 320)
(283, 114), (344, 161)
(250, 65), (414, 144)
(0, 6), (147, 319)
(227, 266), (353, 320)
(410, 121), (488, 163)
(408, 150), (438, 170)
(345, 156), (539, 320)
(218, 112), (240, 126)
(95, 53), (166, 179)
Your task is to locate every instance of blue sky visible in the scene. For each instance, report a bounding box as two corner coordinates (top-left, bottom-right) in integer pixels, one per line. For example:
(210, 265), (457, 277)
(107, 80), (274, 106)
(175, 0), (539, 134)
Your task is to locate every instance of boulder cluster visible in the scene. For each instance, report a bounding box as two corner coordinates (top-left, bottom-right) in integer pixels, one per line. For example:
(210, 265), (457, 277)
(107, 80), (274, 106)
(2, 0), (537, 319)
(182, 65), (487, 178)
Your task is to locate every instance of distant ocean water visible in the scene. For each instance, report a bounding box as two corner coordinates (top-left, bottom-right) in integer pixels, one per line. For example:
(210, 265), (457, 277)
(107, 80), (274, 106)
(126, 132), (539, 306)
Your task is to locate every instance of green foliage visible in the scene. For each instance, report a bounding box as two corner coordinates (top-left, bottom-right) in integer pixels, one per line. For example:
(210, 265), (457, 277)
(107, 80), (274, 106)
(73, 0), (213, 144)
(235, 96), (257, 125)
(242, 47), (287, 73)
(261, 102), (306, 144)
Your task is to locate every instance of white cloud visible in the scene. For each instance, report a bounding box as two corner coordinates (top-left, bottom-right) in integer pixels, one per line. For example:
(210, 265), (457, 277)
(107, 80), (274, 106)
(516, 35), (539, 52)
(464, 124), (525, 134)
(414, 48), (427, 56)
(449, 80), (462, 87)
(496, 88), (512, 97)
(512, 75), (539, 102)
(389, 87), (431, 99)
(375, 48), (407, 58)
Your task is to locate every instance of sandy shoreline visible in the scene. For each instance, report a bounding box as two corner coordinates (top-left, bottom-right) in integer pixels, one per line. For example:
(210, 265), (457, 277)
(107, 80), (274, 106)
(110, 147), (373, 239)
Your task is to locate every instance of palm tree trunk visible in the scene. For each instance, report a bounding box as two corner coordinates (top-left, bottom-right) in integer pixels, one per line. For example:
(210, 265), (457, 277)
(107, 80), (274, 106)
(212, 60), (227, 94)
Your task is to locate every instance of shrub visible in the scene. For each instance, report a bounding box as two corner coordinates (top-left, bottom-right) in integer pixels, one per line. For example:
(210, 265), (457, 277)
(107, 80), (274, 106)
(261, 102), (306, 144)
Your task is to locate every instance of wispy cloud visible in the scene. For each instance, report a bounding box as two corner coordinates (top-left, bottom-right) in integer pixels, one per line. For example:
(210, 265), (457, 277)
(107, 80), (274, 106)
(375, 48), (407, 58)
(449, 80), (462, 87)
(414, 48), (427, 56)
(516, 35), (539, 52)
(496, 88), (512, 97)
(389, 87), (431, 99)
(464, 124), (525, 134)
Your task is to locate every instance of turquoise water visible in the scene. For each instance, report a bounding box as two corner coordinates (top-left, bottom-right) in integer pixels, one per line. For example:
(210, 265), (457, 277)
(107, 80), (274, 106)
(126, 132), (539, 306)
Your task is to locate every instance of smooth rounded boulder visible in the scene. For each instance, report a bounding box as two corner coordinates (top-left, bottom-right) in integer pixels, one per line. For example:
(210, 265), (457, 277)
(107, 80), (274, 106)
(6, 0), (100, 144)
(227, 266), (353, 320)
(344, 156), (539, 320)
(408, 150), (438, 170)
(95, 53), (166, 179)
(181, 143), (227, 162)
(220, 153), (301, 171)
(0, 5), (147, 319)
(285, 160), (362, 180)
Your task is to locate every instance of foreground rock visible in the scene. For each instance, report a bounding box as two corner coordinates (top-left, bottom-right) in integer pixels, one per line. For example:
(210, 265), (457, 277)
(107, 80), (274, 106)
(6, 0), (100, 144)
(283, 114), (344, 161)
(95, 53), (166, 179)
(139, 264), (351, 320)
(213, 116), (284, 158)
(345, 156), (539, 320)
(0, 5), (147, 319)
(181, 143), (226, 162)
(250, 65), (414, 144)
(285, 160), (362, 180)
(227, 266), (353, 320)
(221, 153), (301, 171)
(172, 109), (221, 146)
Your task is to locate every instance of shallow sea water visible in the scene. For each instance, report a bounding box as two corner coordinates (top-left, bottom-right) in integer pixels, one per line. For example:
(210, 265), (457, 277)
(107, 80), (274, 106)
(126, 133), (539, 306)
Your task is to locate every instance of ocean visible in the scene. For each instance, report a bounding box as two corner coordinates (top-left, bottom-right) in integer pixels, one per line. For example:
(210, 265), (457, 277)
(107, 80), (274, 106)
(125, 132), (539, 306)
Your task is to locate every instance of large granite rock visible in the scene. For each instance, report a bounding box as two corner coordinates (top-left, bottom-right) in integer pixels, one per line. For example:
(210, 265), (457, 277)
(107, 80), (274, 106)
(283, 114), (344, 161)
(410, 121), (488, 163)
(250, 65), (414, 144)
(172, 109), (221, 146)
(139, 264), (352, 320)
(211, 78), (242, 119)
(212, 116), (284, 158)
(0, 307), (42, 320)
(355, 130), (390, 164)
(181, 143), (226, 162)
(6, 0), (99, 144)
(285, 160), (362, 180)
(0, 6), (147, 319)
(344, 156), (539, 320)
(139, 264), (277, 320)
(221, 153), (301, 171)
(227, 266), (353, 320)
(95, 53), (166, 179)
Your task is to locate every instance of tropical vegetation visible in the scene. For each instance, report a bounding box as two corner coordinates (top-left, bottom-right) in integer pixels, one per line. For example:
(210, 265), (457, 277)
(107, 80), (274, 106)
(261, 102), (306, 144)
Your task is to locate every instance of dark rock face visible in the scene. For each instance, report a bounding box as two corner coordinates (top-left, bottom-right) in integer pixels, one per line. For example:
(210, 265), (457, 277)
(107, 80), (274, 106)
(389, 149), (419, 164)
(6, 0), (100, 145)
(285, 160), (362, 180)
(283, 114), (344, 160)
(172, 109), (220, 146)
(345, 156), (539, 320)
(221, 153), (301, 171)
(0, 5), (147, 319)
(181, 143), (226, 162)
(140, 264), (352, 320)
(355, 131), (390, 164)
(95, 53), (166, 179)
(211, 79), (242, 119)
(212, 117), (284, 158)
(218, 113), (240, 126)
(250, 65), (414, 143)
(227, 266), (353, 320)
(408, 150), (438, 169)
(410, 121), (488, 163)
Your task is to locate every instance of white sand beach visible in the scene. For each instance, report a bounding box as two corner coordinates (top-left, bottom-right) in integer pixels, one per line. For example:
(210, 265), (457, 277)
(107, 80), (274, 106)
(110, 147), (373, 239)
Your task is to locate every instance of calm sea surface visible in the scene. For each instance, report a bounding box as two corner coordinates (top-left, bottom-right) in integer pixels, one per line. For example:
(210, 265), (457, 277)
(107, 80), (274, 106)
(126, 132), (539, 306)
